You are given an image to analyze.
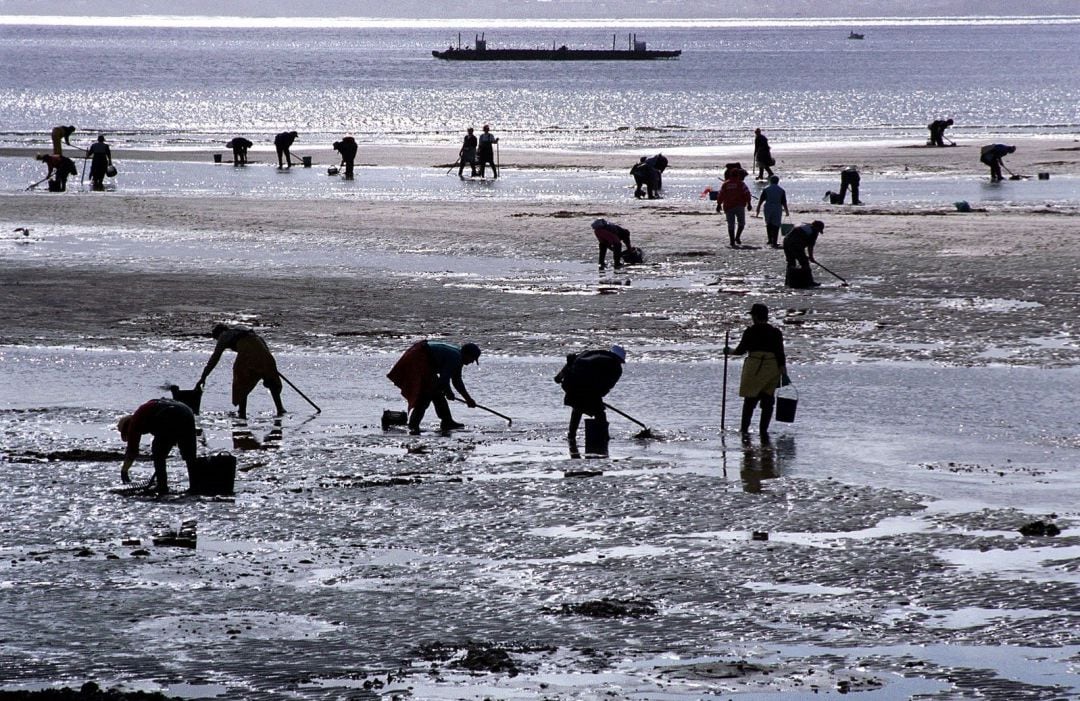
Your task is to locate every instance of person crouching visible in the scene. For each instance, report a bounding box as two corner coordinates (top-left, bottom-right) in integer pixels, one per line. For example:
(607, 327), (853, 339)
(117, 398), (198, 494)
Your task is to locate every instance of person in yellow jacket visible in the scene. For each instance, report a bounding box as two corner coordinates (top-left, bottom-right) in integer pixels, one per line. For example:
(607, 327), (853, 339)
(725, 303), (789, 437)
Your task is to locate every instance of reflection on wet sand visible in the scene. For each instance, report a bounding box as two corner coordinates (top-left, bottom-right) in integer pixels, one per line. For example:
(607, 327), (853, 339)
(232, 417), (283, 451)
(739, 434), (795, 493)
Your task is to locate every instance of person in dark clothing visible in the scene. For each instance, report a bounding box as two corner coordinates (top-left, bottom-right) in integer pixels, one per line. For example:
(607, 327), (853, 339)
(645, 153), (668, 191)
(928, 118), (954, 147)
(86, 135), (113, 191)
(458, 127), (478, 178)
(36, 153), (77, 192)
(783, 220), (824, 287)
(630, 157), (659, 199)
(274, 130), (299, 169)
(826, 166), (861, 205)
(753, 128), (775, 180)
(387, 341), (481, 434)
(334, 136), (358, 179)
(725, 304), (788, 437)
(117, 398), (198, 494)
(980, 143), (1015, 182)
(554, 345), (625, 441)
(591, 218), (633, 270)
(198, 324), (285, 419)
(477, 125), (498, 178)
(226, 137), (253, 166)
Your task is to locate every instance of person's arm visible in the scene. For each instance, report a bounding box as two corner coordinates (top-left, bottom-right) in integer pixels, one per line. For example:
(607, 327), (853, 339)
(782, 191), (790, 216)
(726, 328), (752, 356)
(807, 241), (816, 262)
(450, 368), (475, 407)
(198, 339), (227, 386)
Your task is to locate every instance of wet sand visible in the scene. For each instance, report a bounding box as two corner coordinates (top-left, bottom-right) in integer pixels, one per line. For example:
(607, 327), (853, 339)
(1, 137), (1078, 699)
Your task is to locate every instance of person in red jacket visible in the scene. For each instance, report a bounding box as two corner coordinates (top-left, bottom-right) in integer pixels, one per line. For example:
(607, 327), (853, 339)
(716, 166), (752, 247)
(117, 398), (198, 494)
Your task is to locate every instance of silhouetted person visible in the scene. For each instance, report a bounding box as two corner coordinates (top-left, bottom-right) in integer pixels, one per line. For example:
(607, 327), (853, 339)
(755, 175), (789, 248)
(387, 341), (481, 434)
(458, 127), (478, 177)
(198, 324), (285, 419)
(478, 125), (498, 178)
(117, 398), (198, 495)
(783, 220), (824, 288)
(645, 153), (668, 191)
(51, 125), (75, 155)
(753, 128), (775, 180)
(226, 137), (253, 165)
(36, 153), (77, 192)
(555, 345), (625, 441)
(630, 156), (659, 199)
(274, 130), (298, 169)
(980, 143), (1015, 182)
(725, 303), (788, 438)
(86, 135), (113, 191)
(928, 118), (953, 147)
(826, 166), (861, 204)
(717, 166), (752, 247)
(334, 136), (358, 179)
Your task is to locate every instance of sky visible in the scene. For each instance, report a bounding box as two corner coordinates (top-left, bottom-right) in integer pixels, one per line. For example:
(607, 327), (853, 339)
(0, 0), (1077, 18)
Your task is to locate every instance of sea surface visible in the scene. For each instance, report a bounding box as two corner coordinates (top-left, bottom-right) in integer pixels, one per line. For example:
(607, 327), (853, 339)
(2, 16), (1079, 152)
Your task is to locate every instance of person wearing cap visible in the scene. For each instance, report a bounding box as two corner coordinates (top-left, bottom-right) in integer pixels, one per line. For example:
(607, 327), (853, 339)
(50, 125), (75, 156)
(591, 218), (633, 270)
(782, 220), (824, 288)
(717, 166), (752, 247)
(458, 127), (478, 178)
(333, 135), (358, 179)
(554, 345), (625, 441)
(725, 304), (788, 437)
(477, 125), (498, 178)
(387, 340), (481, 434)
(753, 128), (775, 181)
(754, 175), (789, 248)
(928, 118), (954, 147)
(274, 130), (299, 169)
(980, 143), (1015, 182)
(197, 324), (285, 419)
(116, 398), (198, 494)
(85, 135), (113, 191)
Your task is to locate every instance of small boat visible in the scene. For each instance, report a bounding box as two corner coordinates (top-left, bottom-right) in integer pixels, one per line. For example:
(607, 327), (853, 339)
(432, 33), (681, 61)
(848, 32), (865, 40)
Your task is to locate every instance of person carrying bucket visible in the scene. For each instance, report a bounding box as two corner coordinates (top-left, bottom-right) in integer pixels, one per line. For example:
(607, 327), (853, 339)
(387, 340), (481, 434)
(725, 304), (789, 439)
(117, 398), (199, 495)
(197, 324), (286, 420)
(554, 345), (625, 442)
(85, 135), (113, 191)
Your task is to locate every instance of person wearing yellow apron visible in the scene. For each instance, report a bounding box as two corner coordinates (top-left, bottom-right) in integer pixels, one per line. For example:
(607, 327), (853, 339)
(726, 303), (789, 437)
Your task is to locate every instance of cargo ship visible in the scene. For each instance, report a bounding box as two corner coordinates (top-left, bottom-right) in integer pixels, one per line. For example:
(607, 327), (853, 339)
(432, 33), (681, 61)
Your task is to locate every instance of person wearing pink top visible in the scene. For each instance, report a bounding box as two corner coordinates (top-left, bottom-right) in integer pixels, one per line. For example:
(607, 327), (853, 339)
(716, 166), (752, 247)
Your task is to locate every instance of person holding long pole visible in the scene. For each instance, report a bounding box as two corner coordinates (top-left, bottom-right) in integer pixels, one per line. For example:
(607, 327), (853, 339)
(724, 304), (789, 440)
(197, 324), (286, 420)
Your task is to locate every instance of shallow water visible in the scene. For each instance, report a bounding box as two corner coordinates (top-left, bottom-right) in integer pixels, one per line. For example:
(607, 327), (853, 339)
(4, 156), (1078, 207)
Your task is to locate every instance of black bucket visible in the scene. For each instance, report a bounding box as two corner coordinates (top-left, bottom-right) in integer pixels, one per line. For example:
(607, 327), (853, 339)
(189, 453), (236, 495)
(774, 385), (798, 423)
(213, 153), (222, 163)
(169, 385), (203, 414)
(584, 418), (609, 456)
(381, 410), (408, 431)
(301, 156), (312, 168)
(785, 266), (814, 289)
(327, 166), (339, 176)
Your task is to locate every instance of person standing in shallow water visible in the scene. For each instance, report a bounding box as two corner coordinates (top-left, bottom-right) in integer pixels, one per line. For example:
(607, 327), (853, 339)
(458, 127), (478, 178)
(86, 135), (113, 191)
(726, 303), (789, 438)
(753, 128), (775, 181)
(274, 130), (298, 169)
(755, 175), (789, 248)
(226, 137), (252, 166)
(198, 324), (285, 420)
(554, 345), (625, 442)
(477, 124), (498, 178)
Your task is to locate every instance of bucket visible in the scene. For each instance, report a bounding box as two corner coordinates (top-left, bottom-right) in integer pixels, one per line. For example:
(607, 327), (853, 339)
(1038, 172), (1049, 180)
(785, 266), (814, 289)
(584, 418), (609, 456)
(381, 409), (408, 431)
(780, 223), (795, 236)
(301, 156), (312, 168)
(169, 385), (203, 414)
(327, 166), (339, 176)
(188, 453), (236, 495)
(106, 165), (118, 178)
(774, 384), (798, 423)
(213, 153), (222, 163)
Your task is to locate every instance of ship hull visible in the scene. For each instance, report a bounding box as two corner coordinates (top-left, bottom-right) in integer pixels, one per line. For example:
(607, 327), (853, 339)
(432, 49), (681, 61)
